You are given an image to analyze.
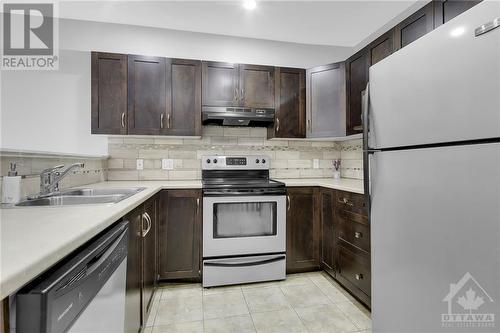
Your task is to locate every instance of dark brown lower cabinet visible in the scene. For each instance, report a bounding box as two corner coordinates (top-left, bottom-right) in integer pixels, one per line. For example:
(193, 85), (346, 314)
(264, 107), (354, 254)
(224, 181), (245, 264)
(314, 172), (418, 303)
(336, 242), (371, 307)
(124, 196), (157, 333)
(320, 188), (336, 276)
(159, 190), (202, 280)
(286, 187), (320, 273)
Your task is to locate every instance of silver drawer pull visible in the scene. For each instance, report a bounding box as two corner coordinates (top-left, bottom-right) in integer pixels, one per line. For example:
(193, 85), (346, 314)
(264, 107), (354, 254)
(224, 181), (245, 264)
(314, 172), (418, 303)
(339, 197), (354, 206)
(355, 273), (364, 280)
(354, 231), (363, 239)
(121, 112), (126, 128)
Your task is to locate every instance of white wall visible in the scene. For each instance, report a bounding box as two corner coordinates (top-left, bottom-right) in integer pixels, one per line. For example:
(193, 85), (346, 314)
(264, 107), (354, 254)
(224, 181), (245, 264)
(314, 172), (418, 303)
(0, 18), (352, 156)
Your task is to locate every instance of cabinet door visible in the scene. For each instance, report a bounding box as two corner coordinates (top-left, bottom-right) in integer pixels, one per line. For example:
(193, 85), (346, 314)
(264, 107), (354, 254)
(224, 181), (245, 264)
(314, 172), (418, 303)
(286, 187), (320, 273)
(394, 3), (434, 50)
(127, 55), (166, 135)
(159, 190), (202, 280)
(165, 59), (202, 136)
(368, 30), (395, 66)
(240, 64), (275, 108)
(433, 0), (482, 28)
(306, 62), (346, 138)
(142, 198), (157, 320)
(202, 61), (239, 107)
(269, 67), (305, 139)
(320, 188), (336, 276)
(124, 206), (142, 333)
(91, 52), (128, 134)
(346, 52), (369, 135)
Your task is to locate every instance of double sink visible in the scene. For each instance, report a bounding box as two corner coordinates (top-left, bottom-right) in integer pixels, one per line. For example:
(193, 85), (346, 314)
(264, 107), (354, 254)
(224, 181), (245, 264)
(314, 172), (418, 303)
(16, 187), (146, 207)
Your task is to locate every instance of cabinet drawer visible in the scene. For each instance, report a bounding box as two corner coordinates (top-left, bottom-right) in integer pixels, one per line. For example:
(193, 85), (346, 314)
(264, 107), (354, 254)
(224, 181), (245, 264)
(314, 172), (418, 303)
(337, 244), (371, 296)
(336, 191), (368, 218)
(338, 216), (370, 253)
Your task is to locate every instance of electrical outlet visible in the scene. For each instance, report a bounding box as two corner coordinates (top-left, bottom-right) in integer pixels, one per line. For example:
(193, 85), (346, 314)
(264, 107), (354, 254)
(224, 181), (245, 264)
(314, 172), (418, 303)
(162, 159), (174, 170)
(136, 159), (144, 170)
(313, 159), (319, 169)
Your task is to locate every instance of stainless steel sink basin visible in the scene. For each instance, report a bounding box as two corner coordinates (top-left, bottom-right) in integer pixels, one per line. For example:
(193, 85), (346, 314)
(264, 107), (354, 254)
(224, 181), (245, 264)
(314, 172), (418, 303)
(60, 187), (145, 197)
(15, 187), (146, 207)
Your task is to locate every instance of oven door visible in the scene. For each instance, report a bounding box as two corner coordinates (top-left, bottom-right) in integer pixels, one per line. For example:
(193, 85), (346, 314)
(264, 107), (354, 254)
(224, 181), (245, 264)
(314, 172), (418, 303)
(203, 195), (286, 257)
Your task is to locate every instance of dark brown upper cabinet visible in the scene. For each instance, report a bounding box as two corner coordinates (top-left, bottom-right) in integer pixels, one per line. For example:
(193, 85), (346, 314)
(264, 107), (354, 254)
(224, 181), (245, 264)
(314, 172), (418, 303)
(306, 62), (346, 138)
(202, 61), (276, 108)
(202, 61), (240, 107)
(165, 59), (202, 136)
(127, 55), (167, 135)
(369, 30), (395, 66)
(286, 187), (320, 273)
(239, 64), (275, 108)
(394, 2), (434, 50)
(91, 52), (128, 135)
(345, 51), (369, 136)
(158, 189), (202, 280)
(268, 67), (306, 139)
(433, 0), (482, 28)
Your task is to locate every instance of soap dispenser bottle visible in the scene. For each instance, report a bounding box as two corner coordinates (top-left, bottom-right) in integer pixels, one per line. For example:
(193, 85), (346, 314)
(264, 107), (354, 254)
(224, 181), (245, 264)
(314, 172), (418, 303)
(2, 163), (22, 204)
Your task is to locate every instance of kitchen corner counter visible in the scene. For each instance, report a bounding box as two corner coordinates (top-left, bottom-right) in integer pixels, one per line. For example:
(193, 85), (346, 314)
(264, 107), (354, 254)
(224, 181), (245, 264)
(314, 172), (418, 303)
(277, 178), (364, 194)
(0, 180), (201, 300)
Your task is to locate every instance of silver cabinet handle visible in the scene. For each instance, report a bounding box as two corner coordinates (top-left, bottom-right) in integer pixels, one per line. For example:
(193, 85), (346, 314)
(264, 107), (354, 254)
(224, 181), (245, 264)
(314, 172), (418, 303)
(142, 212), (152, 237)
(121, 113), (125, 128)
(355, 273), (364, 280)
(276, 117), (280, 132)
(240, 88), (244, 102)
(196, 198), (200, 214)
(339, 197), (354, 206)
(234, 87), (238, 101)
(167, 114), (171, 129)
(287, 195), (291, 211)
(160, 113), (164, 129)
(354, 231), (363, 239)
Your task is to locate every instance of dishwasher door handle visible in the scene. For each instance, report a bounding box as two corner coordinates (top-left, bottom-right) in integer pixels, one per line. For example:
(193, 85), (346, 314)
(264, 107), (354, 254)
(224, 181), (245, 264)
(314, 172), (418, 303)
(86, 228), (127, 277)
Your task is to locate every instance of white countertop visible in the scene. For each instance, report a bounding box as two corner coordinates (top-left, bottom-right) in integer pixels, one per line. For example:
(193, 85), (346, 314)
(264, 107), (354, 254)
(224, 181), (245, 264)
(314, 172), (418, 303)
(0, 178), (362, 299)
(278, 178), (364, 194)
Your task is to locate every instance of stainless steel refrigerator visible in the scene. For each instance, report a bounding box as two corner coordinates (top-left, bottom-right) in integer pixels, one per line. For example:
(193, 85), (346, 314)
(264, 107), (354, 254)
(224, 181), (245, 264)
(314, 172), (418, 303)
(365, 1), (500, 332)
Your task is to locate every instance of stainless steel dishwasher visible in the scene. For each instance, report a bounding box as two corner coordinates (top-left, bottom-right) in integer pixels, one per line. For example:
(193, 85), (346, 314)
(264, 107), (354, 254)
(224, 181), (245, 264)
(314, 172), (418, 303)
(15, 221), (129, 333)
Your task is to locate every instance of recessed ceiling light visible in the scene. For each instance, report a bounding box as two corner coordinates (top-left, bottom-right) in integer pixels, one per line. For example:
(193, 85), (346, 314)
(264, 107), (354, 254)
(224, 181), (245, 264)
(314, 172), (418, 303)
(243, 0), (257, 10)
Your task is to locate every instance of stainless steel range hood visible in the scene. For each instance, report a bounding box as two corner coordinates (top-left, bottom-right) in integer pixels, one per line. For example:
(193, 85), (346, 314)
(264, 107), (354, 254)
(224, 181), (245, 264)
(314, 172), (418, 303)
(202, 106), (275, 127)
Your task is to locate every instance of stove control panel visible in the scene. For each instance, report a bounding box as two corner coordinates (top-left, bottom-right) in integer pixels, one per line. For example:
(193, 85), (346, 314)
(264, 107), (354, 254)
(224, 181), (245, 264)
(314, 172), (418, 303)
(202, 155), (270, 170)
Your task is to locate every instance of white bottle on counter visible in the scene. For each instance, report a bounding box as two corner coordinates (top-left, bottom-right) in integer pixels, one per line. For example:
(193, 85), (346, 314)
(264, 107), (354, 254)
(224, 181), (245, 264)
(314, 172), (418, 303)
(2, 163), (22, 204)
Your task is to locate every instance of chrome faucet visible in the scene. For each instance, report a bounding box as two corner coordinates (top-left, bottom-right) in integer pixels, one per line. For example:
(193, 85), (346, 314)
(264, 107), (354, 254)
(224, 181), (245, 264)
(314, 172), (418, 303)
(38, 163), (85, 197)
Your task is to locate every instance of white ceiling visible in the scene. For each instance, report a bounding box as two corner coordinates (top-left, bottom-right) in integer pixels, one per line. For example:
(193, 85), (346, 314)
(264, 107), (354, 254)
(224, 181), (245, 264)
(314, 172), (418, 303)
(57, 0), (423, 47)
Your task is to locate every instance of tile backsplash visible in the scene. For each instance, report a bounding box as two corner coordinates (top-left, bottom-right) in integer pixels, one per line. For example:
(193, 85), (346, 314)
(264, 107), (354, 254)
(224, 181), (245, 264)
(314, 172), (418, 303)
(0, 153), (107, 199)
(107, 126), (364, 181)
(339, 139), (363, 179)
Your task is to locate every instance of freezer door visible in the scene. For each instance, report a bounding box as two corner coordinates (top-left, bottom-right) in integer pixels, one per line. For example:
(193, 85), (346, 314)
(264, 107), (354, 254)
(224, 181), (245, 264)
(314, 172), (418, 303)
(369, 1), (500, 149)
(371, 143), (500, 332)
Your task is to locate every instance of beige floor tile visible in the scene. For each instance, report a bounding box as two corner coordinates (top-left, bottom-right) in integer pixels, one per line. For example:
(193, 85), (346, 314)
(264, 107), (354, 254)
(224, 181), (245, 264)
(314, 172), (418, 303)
(146, 300), (160, 327)
(204, 314), (256, 333)
(279, 276), (314, 287)
(251, 308), (307, 333)
(203, 284), (242, 295)
(241, 280), (282, 291)
(154, 296), (203, 326)
(143, 327), (153, 333)
(243, 286), (291, 313)
(161, 285), (202, 300)
(335, 302), (372, 330)
(281, 282), (331, 308)
(203, 291), (249, 319)
(151, 321), (203, 333)
(315, 281), (353, 303)
(295, 304), (359, 333)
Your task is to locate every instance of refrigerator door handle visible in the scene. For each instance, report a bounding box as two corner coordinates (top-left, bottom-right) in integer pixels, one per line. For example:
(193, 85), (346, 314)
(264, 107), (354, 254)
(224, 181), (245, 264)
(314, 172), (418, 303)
(362, 82), (372, 210)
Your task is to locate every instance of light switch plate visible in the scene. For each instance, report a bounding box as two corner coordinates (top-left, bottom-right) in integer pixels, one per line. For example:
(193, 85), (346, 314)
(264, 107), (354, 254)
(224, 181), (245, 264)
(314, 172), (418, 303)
(162, 159), (174, 170)
(136, 159), (144, 170)
(313, 159), (319, 169)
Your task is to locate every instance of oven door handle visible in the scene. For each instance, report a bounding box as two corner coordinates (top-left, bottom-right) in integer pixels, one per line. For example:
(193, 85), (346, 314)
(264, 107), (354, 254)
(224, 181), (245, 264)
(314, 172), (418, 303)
(203, 190), (285, 196)
(204, 255), (286, 267)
